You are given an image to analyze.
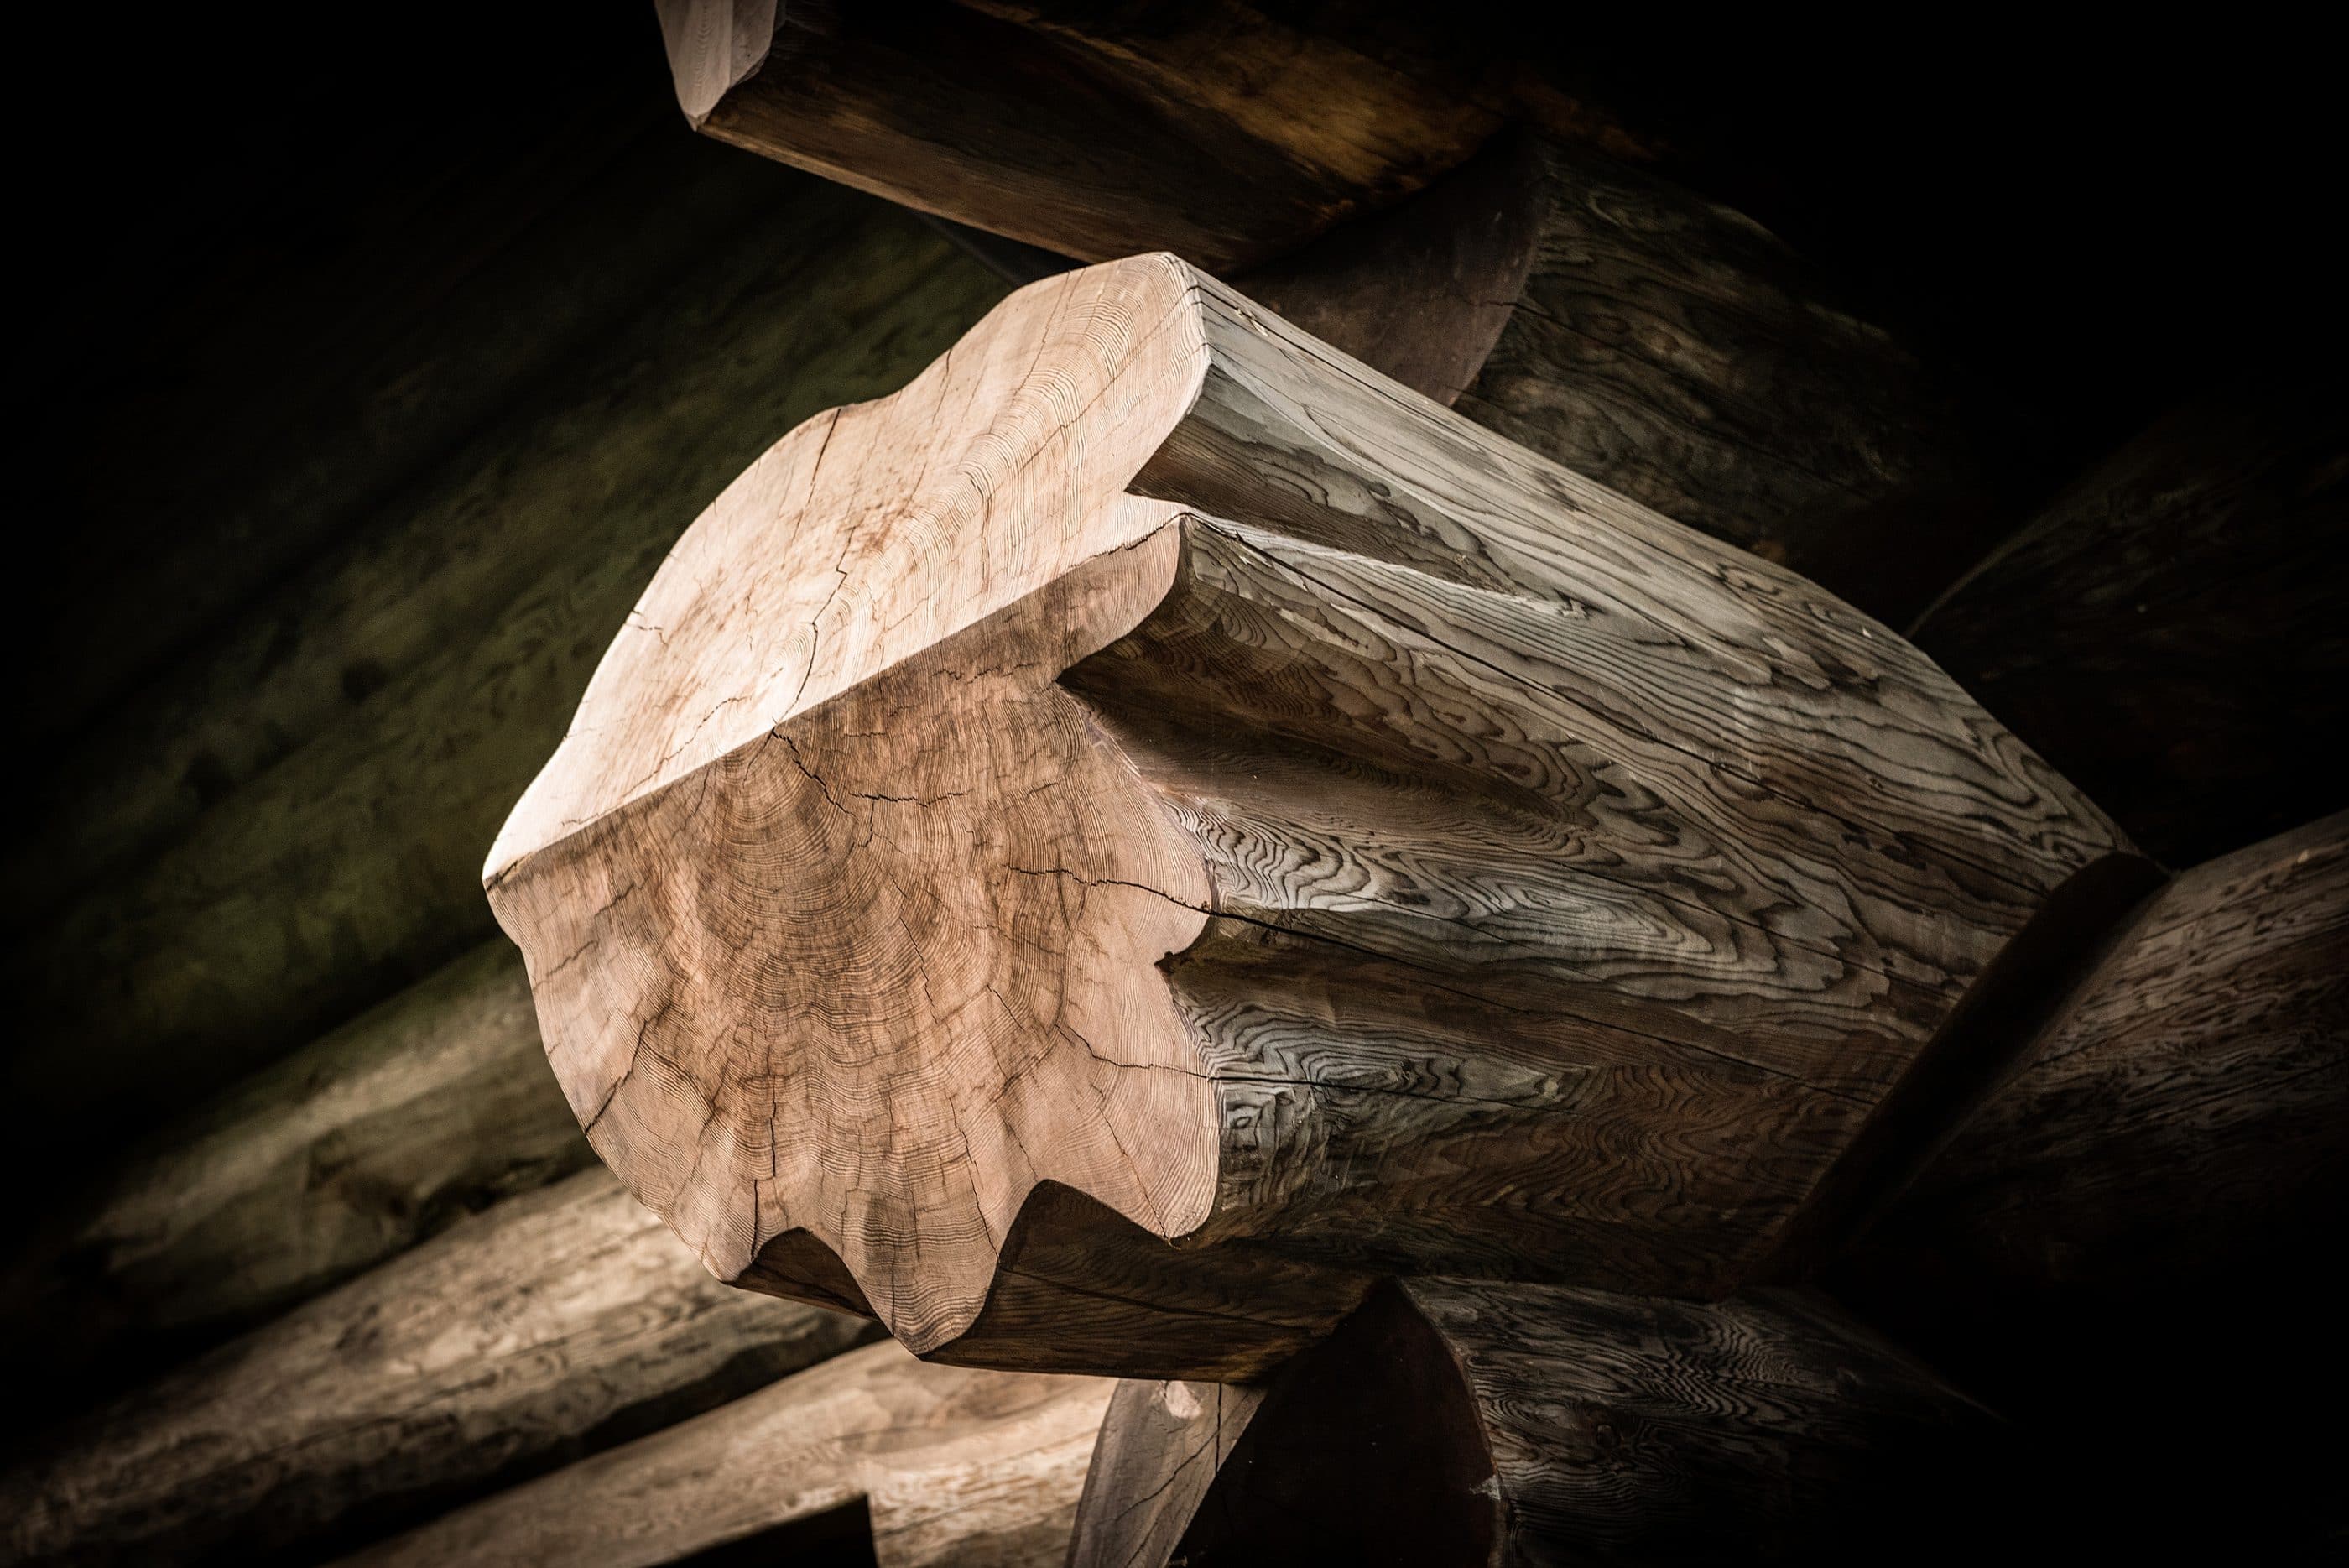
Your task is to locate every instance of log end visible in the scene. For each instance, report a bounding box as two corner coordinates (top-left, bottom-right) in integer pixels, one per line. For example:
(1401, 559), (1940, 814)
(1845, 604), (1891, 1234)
(654, 0), (779, 128)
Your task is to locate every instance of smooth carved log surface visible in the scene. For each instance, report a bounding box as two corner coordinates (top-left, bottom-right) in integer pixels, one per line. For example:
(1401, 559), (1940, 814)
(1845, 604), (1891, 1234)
(1872, 811), (2349, 1294)
(1911, 381), (2349, 864)
(1067, 1379), (1265, 1568)
(487, 253), (2133, 1378)
(345, 1339), (1110, 1568)
(0, 941), (587, 1413)
(0, 1170), (875, 1566)
(1171, 1279), (2004, 1565)
(1244, 132), (1990, 625)
(655, 0), (1505, 272)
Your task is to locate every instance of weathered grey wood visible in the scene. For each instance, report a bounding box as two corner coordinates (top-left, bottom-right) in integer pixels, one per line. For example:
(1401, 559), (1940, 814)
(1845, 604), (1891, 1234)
(654, 0), (1521, 273)
(1244, 131), (1992, 626)
(1, 200), (1009, 1174)
(487, 255), (2136, 1378)
(1856, 810), (2348, 1302)
(1911, 380), (2349, 863)
(1169, 1279), (2005, 1565)
(0, 1169), (877, 1566)
(343, 1340), (1108, 1568)
(0, 941), (586, 1414)
(1067, 1379), (1265, 1568)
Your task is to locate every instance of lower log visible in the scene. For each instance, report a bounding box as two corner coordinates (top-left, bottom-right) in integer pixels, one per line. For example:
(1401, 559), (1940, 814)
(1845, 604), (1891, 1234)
(0, 1169), (875, 1566)
(1087, 1278), (2007, 1566)
(1066, 1380), (1265, 1568)
(343, 1339), (1110, 1568)
(0, 940), (586, 1415)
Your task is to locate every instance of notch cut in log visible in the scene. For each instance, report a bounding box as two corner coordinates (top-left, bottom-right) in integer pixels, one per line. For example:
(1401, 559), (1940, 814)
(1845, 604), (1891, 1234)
(344, 1339), (1110, 1568)
(486, 253), (2137, 1378)
(1109, 1279), (2008, 1565)
(654, 0), (1518, 273)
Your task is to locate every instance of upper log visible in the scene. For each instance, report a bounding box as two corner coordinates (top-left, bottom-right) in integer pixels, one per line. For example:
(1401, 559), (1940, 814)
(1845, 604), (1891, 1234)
(653, 0), (1518, 273)
(1910, 380), (2349, 864)
(487, 255), (2137, 1379)
(344, 1339), (1110, 1568)
(0, 1169), (875, 1566)
(1243, 132), (1992, 626)
(1161, 1279), (2006, 1565)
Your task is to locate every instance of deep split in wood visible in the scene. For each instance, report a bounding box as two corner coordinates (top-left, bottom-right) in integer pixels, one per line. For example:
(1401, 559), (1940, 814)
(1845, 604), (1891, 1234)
(487, 254), (2139, 1378)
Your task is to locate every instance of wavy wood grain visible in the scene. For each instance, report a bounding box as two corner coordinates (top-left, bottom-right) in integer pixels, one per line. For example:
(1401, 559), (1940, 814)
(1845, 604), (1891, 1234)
(487, 254), (2133, 1377)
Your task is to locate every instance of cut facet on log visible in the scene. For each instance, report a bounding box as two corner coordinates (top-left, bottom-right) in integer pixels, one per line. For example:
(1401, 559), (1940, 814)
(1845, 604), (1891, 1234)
(1850, 809), (2349, 1312)
(654, 0), (1513, 272)
(1164, 1279), (2007, 1565)
(486, 253), (2138, 1378)
(1911, 379), (2349, 864)
(1242, 131), (1992, 626)
(0, 940), (586, 1422)
(0, 1169), (876, 1566)
(342, 1339), (1109, 1568)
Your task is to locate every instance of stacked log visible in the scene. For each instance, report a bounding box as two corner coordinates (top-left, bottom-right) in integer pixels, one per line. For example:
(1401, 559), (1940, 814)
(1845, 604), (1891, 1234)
(345, 1341), (1110, 1568)
(0, 1170), (876, 1565)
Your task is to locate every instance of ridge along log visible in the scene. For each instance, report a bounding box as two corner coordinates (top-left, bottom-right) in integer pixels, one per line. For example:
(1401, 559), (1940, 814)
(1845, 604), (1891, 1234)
(342, 1339), (1110, 1568)
(484, 254), (2139, 1380)
(0, 1169), (876, 1566)
(1143, 1279), (2008, 1565)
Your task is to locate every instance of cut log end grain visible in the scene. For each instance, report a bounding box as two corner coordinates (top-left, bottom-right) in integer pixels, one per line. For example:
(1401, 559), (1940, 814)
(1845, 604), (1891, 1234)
(487, 253), (2136, 1378)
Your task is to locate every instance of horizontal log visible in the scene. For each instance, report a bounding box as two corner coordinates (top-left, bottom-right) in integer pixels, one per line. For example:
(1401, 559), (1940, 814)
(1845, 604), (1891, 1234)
(1154, 1278), (2005, 1565)
(1910, 379), (2349, 863)
(0, 940), (585, 1416)
(1243, 131), (1992, 625)
(656, 0), (1525, 273)
(1847, 809), (2348, 1324)
(345, 1339), (1110, 1568)
(487, 255), (2137, 1378)
(0, 1169), (877, 1566)
(0, 201), (1009, 1179)
(8, 161), (906, 924)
